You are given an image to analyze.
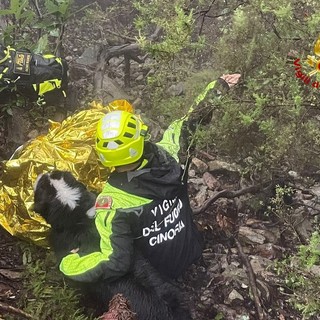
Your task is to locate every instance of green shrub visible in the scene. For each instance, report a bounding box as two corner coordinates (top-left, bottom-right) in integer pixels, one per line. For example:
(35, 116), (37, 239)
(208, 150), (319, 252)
(21, 245), (94, 320)
(276, 232), (320, 318)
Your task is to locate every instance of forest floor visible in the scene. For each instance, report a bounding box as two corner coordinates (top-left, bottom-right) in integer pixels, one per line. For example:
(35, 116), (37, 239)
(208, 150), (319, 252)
(1, 2), (320, 320)
(1, 85), (317, 320)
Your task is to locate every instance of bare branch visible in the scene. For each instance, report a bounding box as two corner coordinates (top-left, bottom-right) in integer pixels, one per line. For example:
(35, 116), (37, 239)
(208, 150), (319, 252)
(234, 238), (267, 320)
(104, 29), (137, 42)
(198, 0), (216, 35)
(193, 181), (274, 214)
(30, 0), (42, 19)
(0, 302), (33, 319)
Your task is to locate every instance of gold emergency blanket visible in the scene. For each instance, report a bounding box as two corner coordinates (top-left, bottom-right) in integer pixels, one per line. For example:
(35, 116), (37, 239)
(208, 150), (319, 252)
(0, 100), (133, 246)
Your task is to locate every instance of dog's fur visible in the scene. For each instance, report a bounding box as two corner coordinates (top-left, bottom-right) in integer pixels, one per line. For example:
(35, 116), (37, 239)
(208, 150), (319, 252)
(33, 170), (191, 320)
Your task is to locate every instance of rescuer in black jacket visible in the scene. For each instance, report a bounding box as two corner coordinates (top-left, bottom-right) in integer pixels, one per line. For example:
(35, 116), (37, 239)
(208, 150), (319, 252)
(60, 74), (241, 282)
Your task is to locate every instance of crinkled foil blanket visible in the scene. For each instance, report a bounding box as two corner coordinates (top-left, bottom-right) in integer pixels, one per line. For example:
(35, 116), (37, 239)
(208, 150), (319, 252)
(0, 100), (133, 247)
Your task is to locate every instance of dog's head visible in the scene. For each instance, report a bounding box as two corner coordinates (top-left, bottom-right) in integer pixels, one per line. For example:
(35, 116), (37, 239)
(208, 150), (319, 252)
(33, 170), (96, 228)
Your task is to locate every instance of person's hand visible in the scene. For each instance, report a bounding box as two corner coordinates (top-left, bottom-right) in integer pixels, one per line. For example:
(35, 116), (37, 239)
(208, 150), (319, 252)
(219, 73), (241, 88)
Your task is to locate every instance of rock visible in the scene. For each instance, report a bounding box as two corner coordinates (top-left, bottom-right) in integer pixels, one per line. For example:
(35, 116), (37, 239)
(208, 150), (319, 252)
(224, 289), (244, 305)
(288, 170), (299, 179)
(195, 186), (207, 206)
(69, 63), (93, 79)
(167, 82), (185, 96)
(290, 207), (313, 241)
(188, 169), (196, 177)
(109, 57), (122, 66)
(208, 160), (240, 174)
(75, 45), (100, 66)
(310, 265), (320, 276)
(207, 189), (216, 198)
(238, 226), (280, 245)
(191, 158), (208, 174)
(238, 226), (266, 245)
(302, 193), (313, 200)
(0, 269), (22, 280)
(93, 72), (131, 104)
(253, 243), (284, 259)
(221, 261), (248, 285)
(27, 129), (39, 140)
(214, 304), (250, 320)
(249, 256), (272, 275)
(188, 178), (204, 190)
(132, 97), (142, 108)
(202, 172), (220, 190)
(200, 289), (214, 305)
(309, 184), (320, 197)
(0, 282), (15, 299)
(136, 74), (144, 82)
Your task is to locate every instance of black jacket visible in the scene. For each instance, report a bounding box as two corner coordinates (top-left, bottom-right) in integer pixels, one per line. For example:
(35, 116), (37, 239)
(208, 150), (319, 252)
(108, 142), (203, 278)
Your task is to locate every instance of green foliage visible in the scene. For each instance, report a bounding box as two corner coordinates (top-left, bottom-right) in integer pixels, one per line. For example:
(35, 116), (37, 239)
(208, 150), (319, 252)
(276, 232), (320, 318)
(0, 0), (73, 51)
(191, 0), (320, 179)
(133, 0), (207, 124)
(264, 185), (306, 241)
(20, 245), (94, 320)
(268, 185), (293, 216)
(298, 231), (320, 267)
(134, 0), (200, 59)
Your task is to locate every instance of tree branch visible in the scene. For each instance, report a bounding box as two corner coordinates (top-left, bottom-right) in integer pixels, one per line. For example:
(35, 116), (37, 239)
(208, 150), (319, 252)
(94, 26), (162, 92)
(193, 181), (274, 214)
(198, 0), (216, 35)
(234, 238), (267, 320)
(30, 0), (42, 19)
(97, 26), (162, 66)
(104, 29), (136, 42)
(0, 302), (33, 319)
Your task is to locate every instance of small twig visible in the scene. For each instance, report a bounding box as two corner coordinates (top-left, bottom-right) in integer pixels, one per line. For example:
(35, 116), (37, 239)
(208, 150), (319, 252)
(195, 1), (246, 20)
(31, 0), (42, 19)
(198, 0), (216, 35)
(0, 302), (33, 319)
(55, 23), (65, 57)
(64, 2), (96, 19)
(234, 237), (266, 320)
(193, 181), (274, 214)
(197, 150), (216, 161)
(30, 0), (42, 40)
(105, 29), (136, 42)
(124, 54), (131, 87)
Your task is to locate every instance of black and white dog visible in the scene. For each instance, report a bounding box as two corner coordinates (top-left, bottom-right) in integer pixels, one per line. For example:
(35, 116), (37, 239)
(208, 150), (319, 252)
(33, 170), (191, 320)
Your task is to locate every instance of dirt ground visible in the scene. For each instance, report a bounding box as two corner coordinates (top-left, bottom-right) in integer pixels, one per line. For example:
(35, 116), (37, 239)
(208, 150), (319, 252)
(0, 99), (314, 319)
(0, 102), (317, 319)
(1, 2), (320, 320)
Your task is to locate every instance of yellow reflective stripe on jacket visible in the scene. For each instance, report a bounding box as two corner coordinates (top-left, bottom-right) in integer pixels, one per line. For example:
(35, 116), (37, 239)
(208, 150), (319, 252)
(59, 183), (151, 281)
(59, 207), (115, 277)
(101, 182), (152, 209)
(193, 80), (218, 106)
(157, 80), (217, 160)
